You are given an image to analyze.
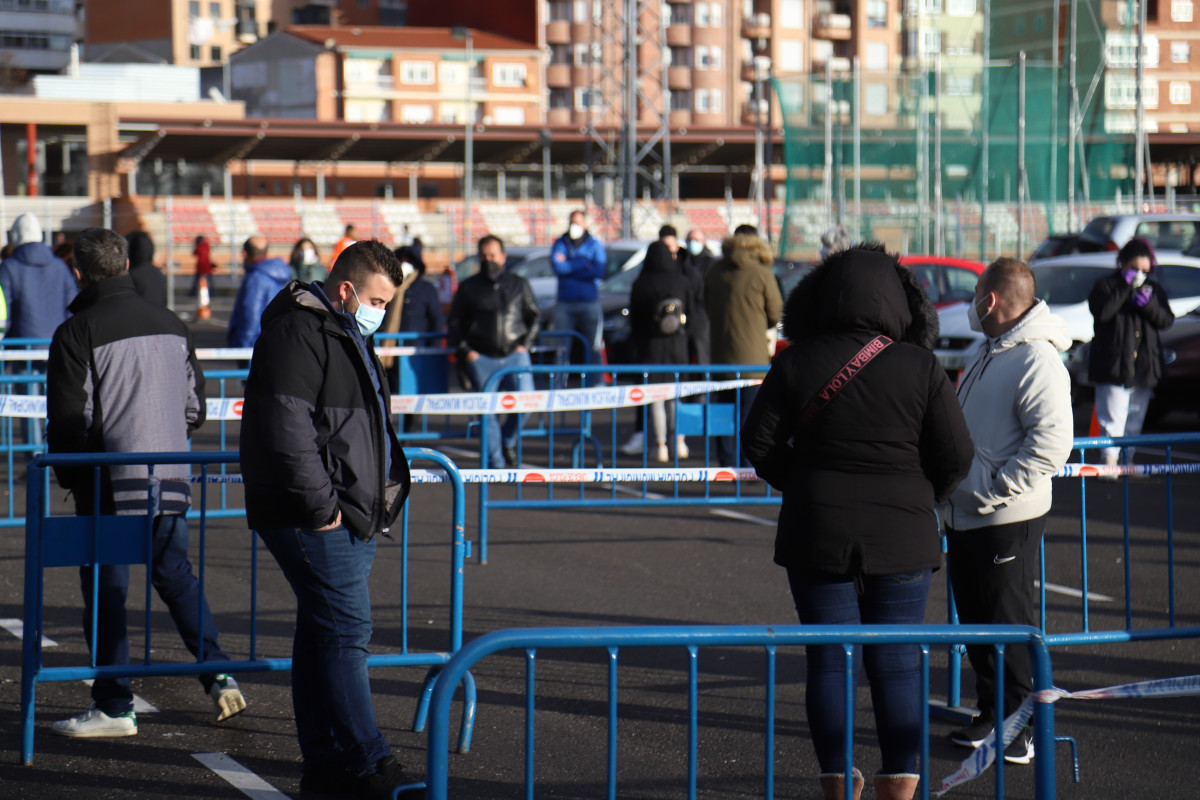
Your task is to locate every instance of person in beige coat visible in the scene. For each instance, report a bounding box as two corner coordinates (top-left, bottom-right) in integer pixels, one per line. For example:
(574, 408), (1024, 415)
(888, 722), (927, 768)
(703, 227), (783, 467)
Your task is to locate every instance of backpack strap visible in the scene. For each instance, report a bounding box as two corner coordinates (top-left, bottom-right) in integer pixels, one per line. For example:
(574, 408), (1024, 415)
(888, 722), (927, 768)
(796, 335), (894, 427)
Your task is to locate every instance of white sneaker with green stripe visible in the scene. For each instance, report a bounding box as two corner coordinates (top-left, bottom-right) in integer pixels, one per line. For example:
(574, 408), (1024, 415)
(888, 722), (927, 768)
(51, 707), (137, 738)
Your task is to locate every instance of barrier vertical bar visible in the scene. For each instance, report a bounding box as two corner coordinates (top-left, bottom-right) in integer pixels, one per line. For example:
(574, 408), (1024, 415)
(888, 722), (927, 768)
(764, 645), (776, 800)
(994, 644), (1005, 800)
(1030, 638), (1057, 798)
(1166, 445), (1176, 627)
(1122, 452), (1133, 629)
(687, 645), (699, 800)
(919, 645), (930, 800)
(525, 648), (536, 800)
(20, 458), (46, 765)
(842, 644), (854, 800)
(1079, 468), (1090, 632)
(606, 647), (618, 800)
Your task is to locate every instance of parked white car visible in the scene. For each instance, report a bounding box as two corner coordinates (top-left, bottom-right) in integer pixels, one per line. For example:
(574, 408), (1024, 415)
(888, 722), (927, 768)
(934, 252), (1200, 375)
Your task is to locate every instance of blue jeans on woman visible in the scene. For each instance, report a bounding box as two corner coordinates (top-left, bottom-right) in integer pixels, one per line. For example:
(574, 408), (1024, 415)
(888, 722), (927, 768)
(82, 514), (230, 716)
(258, 525), (390, 777)
(466, 349), (534, 467)
(786, 567), (932, 775)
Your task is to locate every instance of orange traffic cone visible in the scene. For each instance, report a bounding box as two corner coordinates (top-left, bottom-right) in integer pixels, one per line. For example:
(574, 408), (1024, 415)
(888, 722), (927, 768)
(1088, 404), (1101, 437)
(197, 274), (212, 320)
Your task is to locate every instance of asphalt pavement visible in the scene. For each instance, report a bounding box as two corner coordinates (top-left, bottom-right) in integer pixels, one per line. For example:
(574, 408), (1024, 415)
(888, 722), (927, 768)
(0, 297), (1197, 799)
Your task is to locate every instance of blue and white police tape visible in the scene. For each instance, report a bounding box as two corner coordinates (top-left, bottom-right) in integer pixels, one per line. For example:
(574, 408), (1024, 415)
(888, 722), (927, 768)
(935, 673), (1200, 795)
(0, 345), (450, 362)
(0, 379), (762, 420)
(183, 467), (762, 484)
(1056, 462), (1200, 478)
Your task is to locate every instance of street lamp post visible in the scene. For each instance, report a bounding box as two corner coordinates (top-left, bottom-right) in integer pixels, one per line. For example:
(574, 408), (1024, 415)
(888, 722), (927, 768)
(452, 26), (474, 259)
(752, 55), (771, 233)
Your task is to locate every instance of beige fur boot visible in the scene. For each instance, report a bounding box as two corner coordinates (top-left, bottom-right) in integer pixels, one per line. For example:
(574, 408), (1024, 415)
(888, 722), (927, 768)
(873, 772), (920, 800)
(818, 767), (864, 800)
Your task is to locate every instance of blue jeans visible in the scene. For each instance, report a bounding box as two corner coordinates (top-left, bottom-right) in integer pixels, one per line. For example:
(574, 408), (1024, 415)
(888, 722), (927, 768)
(552, 300), (603, 380)
(258, 525), (389, 776)
(466, 350), (534, 468)
(82, 514), (229, 716)
(786, 567), (932, 775)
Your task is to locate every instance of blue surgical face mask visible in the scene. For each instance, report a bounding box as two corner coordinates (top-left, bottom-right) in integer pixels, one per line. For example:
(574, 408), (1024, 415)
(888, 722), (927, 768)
(687, 239), (704, 256)
(346, 283), (386, 336)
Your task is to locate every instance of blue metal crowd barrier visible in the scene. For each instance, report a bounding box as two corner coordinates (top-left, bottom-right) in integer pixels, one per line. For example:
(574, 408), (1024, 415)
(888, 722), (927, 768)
(474, 363), (776, 563)
(424, 624), (1058, 800)
(19, 446), (473, 765)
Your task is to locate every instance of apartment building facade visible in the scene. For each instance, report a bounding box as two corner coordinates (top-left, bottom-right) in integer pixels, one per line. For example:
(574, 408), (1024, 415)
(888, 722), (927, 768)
(0, 0), (79, 75)
(84, 0), (276, 67)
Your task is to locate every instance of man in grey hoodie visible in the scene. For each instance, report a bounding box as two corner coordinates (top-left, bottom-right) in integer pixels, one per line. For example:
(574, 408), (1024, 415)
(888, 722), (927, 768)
(944, 257), (1074, 765)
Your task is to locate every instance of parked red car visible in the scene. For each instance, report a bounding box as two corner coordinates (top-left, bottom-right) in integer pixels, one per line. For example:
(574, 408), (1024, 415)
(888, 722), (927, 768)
(898, 255), (988, 309)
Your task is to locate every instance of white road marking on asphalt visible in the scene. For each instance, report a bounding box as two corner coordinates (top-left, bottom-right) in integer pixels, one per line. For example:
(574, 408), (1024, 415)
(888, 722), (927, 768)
(192, 752), (291, 800)
(1036, 580), (1114, 602)
(82, 680), (159, 713)
(0, 618), (57, 647)
(437, 444), (479, 461)
(612, 484), (776, 526)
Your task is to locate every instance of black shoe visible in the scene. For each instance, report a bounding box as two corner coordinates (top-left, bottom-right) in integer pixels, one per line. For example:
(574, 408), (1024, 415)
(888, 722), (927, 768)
(299, 765), (346, 796)
(502, 445), (518, 468)
(948, 712), (996, 749)
(1003, 727), (1035, 765)
(350, 755), (426, 800)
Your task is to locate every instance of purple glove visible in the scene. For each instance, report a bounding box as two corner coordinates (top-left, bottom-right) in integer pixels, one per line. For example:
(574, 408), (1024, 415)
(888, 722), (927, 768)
(1122, 268), (1139, 284)
(1133, 286), (1153, 307)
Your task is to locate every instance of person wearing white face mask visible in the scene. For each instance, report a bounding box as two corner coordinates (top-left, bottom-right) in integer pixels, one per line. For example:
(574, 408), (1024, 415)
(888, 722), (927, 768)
(288, 236), (327, 285)
(945, 257), (1074, 766)
(1086, 237), (1174, 468)
(680, 229), (714, 366)
(550, 209), (607, 381)
(240, 241), (425, 799)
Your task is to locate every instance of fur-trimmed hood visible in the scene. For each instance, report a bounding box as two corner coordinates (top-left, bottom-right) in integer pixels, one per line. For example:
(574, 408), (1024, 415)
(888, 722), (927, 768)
(720, 232), (774, 270)
(781, 244), (939, 350)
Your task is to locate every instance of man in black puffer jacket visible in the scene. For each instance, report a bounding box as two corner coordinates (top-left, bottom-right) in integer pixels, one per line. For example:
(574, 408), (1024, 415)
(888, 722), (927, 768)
(125, 230), (168, 306)
(447, 234), (541, 467)
(240, 241), (421, 799)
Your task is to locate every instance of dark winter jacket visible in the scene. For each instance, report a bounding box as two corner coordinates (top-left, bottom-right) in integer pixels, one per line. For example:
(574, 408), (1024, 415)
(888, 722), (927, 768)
(703, 233), (783, 376)
(46, 273), (204, 516)
(126, 231), (168, 306)
(630, 241), (691, 366)
(0, 241), (78, 339)
(550, 231), (607, 303)
(1088, 269), (1174, 389)
(227, 256), (291, 347)
(680, 248), (714, 332)
(447, 269), (540, 358)
(240, 281), (411, 542)
(741, 248), (974, 577)
(399, 278), (445, 334)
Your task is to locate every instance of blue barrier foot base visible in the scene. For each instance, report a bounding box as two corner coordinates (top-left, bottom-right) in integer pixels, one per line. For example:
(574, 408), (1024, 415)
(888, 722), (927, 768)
(927, 699), (978, 725)
(1056, 736), (1081, 783)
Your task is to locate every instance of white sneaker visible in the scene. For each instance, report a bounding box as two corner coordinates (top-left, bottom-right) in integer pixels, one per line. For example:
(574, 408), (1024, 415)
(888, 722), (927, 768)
(618, 431), (644, 455)
(209, 674), (247, 722)
(655, 444), (670, 463)
(52, 707), (137, 738)
(676, 436), (689, 460)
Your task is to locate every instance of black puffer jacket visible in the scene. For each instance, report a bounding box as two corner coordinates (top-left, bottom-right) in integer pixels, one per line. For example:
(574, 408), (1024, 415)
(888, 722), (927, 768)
(741, 247), (974, 577)
(1087, 269), (1174, 389)
(240, 281), (411, 542)
(447, 269), (540, 357)
(630, 241), (691, 366)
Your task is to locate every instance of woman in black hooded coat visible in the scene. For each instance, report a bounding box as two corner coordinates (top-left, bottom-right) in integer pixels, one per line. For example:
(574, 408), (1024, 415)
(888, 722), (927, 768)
(741, 243), (974, 800)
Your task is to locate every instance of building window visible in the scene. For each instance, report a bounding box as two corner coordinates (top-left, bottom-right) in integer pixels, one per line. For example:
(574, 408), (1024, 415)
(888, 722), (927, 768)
(710, 3), (722, 26)
(400, 104), (434, 123)
(440, 61), (466, 84)
(695, 88), (722, 113)
(668, 45), (693, 66)
(549, 44), (571, 63)
(695, 2), (710, 26)
(945, 0), (975, 14)
(865, 42), (888, 71)
(696, 46), (721, 69)
(1170, 81), (1191, 105)
(401, 61), (434, 84)
(945, 74), (974, 95)
(780, 0), (803, 28)
(548, 0), (570, 21)
(670, 90), (692, 111)
(189, 0), (200, 16)
(189, 44), (201, 60)
(210, 45), (221, 61)
(549, 88), (571, 108)
(494, 106), (526, 125)
(865, 83), (888, 114)
(1172, 0), (1193, 21)
(867, 0), (888, 27)
(1173, 41), (1191, 63)
(1105, 76), (1159, 109)
(779, 40), (804, 72)
(493, 63), (527, 87)
(573, 43), (601, 66)
(209, 1), (220, 17)
(573, 0), (588, 22)
(666, 2), (691, 25)
(920, 28), (941, 54)
(575, 87), (603, 110)
(1106, 32), (1159, 68)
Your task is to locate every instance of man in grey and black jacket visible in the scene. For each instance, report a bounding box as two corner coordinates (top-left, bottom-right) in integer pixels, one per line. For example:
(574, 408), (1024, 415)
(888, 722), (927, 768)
(240, 240), (420, 799)
(47, 227), (245, 739)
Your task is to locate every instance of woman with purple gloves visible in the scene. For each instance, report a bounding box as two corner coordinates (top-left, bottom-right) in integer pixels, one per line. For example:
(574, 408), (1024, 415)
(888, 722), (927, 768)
(1087, 237), (1175, 468)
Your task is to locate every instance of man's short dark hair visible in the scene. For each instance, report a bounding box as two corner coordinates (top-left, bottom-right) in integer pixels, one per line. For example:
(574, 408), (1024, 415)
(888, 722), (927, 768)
(345, 224), (355, 235)
(73, 227), (128, 284)
(981, 257), (1036, 308)
(734, 224), (759, 236)
(1118, 237), (1156, 270)
(659, 225), (677, 240)
(478, 234), (505, 255)
(328, 240), (404, 289)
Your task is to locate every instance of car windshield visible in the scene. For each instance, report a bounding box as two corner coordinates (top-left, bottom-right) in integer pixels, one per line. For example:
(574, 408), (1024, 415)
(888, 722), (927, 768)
(601, 262), (642, 293)
(779, 264), (814, 298)
(512, 255), (555, 279)
(606, 247), (642, 275)
(1030, 265), (1111, 305)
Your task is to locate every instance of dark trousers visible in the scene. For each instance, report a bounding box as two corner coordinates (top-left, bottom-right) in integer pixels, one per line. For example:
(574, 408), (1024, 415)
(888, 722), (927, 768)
(787, 568), (932, 775)
(946, 515), (1046, 720)
(714, 384), (759, 467)
(81, 515), (229, 716)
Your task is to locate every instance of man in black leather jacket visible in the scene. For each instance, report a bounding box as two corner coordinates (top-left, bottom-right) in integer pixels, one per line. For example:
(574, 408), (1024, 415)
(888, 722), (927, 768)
(447, 235), (541, 467)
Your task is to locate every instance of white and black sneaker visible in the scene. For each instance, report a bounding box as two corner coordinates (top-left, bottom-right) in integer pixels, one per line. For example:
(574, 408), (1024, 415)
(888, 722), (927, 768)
(1003, 728), (1035, 765)
(948, 713), (995, 749)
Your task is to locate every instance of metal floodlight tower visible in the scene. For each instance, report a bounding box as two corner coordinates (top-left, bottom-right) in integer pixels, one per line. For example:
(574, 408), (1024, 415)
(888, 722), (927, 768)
(587, 0), (673, 240)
